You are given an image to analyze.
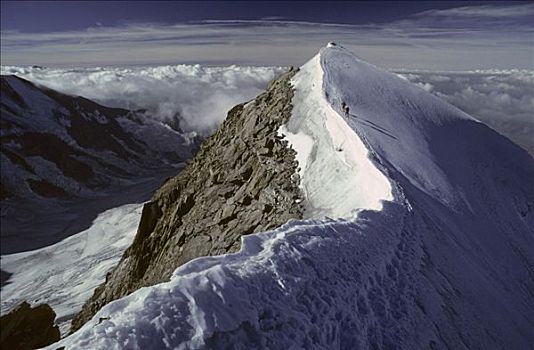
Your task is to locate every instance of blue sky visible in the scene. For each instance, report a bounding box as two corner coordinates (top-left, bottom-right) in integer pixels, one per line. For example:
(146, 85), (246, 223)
(3, 1), (514, 31)
(1, 1), (533, 69)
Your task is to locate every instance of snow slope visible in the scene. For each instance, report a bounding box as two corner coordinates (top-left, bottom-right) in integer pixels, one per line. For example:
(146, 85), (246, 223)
(280, 52), (392, 219)
(50, 45), (534, 349)
(1, 203), (143, 335)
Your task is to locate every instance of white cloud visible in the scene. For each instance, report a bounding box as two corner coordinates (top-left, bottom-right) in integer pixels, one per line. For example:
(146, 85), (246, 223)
(1, 4), (532, 70)
(2, 63), (532, 155)
(416, 4), (534, 19)
(1, 64), (285, 134)
(397, 69), (534, 155)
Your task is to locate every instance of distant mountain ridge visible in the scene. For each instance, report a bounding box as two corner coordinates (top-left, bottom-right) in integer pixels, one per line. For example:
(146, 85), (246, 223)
(0, 75), (199, 257)
(1, 75), (197, 201)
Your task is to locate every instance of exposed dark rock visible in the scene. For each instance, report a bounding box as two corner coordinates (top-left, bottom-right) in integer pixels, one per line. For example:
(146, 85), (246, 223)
(0, 270), (12, 286)
(39, 85), (147, 158)
(162, 113), (184, 133)
(1, 75), (198, 257)
(3, 132), (95, 183)
(26, 179), (69, 198)
(0, 78), (27, 109)
(1, 148), (35, 174)
(0, 182), (11, 200)
(0, 301), (60, 350)
(0, 75), (194, 201)
(71, 68), (303, 331)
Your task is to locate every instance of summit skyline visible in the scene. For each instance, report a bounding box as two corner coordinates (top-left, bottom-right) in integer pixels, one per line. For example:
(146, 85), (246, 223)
(1, 1), (533, 69)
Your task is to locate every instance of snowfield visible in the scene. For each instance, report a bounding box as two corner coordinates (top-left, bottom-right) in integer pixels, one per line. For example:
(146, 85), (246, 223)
(1, 203), (143, 335)
(48, 45), (534, 349)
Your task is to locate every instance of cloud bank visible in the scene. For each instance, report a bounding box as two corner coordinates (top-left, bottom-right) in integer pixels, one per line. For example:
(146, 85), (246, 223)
(1, 65), (285, 134)
(2, 64), (532, 155)
(397, 69), (534, 155)
(1, 4), (533, 70)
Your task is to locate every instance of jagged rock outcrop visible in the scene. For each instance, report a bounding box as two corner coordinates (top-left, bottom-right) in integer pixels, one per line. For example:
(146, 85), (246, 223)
(71, 68), (303, 331)
(0, 301), (60, 350)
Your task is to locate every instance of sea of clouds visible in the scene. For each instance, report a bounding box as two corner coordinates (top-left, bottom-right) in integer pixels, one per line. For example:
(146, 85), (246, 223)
(1, 65), (532, 154)
(397, 69), (534, 155)
(0, 65), (285, 135)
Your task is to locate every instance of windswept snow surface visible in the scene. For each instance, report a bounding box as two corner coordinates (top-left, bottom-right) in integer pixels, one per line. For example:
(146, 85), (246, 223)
(1, 203), (143, 334)
(51, 46), (534, 349)
(280, 54), (392, 219)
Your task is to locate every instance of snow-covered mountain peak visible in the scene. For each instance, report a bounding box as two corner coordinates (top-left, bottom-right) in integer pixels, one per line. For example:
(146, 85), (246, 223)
(48, 47), (534, 349)
(282, 43), (520, 219)
(318, 45), (532, 212)
(281, 51), (393, 219)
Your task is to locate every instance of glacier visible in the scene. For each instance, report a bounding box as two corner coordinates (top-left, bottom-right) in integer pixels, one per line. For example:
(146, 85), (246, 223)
(1, 203), (143, 335)
(49, 45), (534, 349)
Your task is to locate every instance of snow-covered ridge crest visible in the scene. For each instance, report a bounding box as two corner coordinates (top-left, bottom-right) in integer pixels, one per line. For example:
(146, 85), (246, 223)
(50, 46), (401, 349)
(320, 44), (480, 209)
(280, 52), (393, 219)
(48, 45), (534, 349)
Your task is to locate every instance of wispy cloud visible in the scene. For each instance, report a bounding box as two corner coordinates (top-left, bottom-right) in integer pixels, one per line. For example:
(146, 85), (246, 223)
(1, 4), (532, 69)
(416, 3), (534, 19)
(398, 69), (534, 154)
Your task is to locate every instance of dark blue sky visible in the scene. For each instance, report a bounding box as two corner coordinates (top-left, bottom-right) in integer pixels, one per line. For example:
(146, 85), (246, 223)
(1, 1), (532, 69)
(1, 1), (522, 32)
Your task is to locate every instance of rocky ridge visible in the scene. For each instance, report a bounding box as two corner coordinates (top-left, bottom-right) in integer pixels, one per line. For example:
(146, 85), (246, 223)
(0, 301), (60, 350)
(71, 68), (303, 331)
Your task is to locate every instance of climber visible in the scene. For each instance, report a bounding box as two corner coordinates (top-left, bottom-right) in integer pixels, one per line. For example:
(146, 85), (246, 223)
(341, 101), (350, 116)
